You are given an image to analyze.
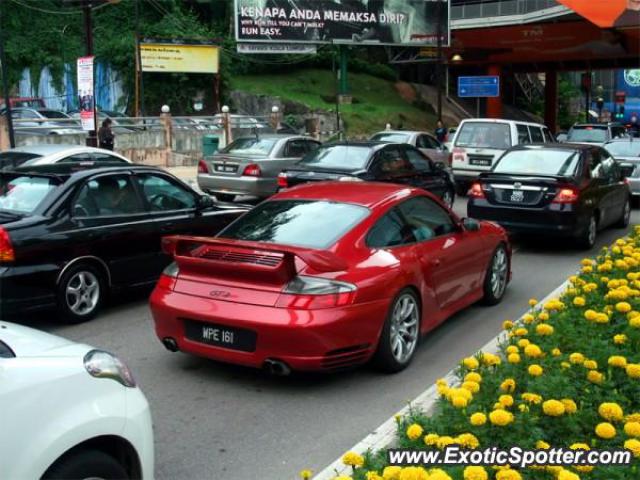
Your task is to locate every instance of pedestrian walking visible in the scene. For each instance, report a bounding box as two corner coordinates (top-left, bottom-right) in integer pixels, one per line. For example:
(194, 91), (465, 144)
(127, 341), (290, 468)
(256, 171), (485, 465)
(435, 119), (447, 143)
(98, 118), (115, 151)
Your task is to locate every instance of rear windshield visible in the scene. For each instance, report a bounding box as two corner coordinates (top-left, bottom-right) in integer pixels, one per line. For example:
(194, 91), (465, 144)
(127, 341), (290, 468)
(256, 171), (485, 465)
(220, 138), (277, 156)
(370, 133), (410, 143)
(0, 175), (61, 213)
(568, 126), (607, 143)
(455, 122), (512, 150)
(40, 110), (68, 119)
(219, 199), (370, 249)
(299, 145), (371, 171)
(605, 141), (640, 158)
(493, 149), (580, 177)
(0, 152), (42, 168)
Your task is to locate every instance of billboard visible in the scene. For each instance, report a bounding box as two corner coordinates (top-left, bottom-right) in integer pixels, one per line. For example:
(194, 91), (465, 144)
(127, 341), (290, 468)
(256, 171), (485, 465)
(140, 41), (220, 74)
(556, 0), (640, 28)
(77, 56), (95, 132)
(235, 0), (450, 47)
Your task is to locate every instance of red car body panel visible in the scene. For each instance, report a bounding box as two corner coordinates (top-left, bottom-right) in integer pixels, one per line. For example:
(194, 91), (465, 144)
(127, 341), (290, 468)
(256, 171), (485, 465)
(150, 182), (510, 372)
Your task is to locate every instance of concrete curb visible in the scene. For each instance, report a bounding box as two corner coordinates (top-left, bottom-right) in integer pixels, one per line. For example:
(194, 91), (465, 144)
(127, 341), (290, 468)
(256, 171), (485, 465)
(314, 280), (571, 480)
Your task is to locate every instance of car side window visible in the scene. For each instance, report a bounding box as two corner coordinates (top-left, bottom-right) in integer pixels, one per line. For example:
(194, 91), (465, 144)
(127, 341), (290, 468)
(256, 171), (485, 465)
(285, 140), (308, 158)
(529, 127), (544, 143)
(73, 175), (144, 217)
(366, 208), (415, 248)
(396, 196), (456, 242)
(600, 151), (618, 182)
(542, 128), (555, 143)
(404, 147), (432, 172)
(135, 173), (196, 211)
(373, 147), (415, 177)
(60, 153), (94, 163)
(516, 125), (531, 144)
(589, 150), (604, 179)
(93, 153), (128, 163)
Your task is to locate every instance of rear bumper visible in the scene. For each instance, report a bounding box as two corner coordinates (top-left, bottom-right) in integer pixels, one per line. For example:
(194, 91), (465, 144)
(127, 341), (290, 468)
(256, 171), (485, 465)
(453, 169), (489, 184)
(197, 173), (276, 198)
(0, 264), (59, 316)
(150, 286), (389, 372)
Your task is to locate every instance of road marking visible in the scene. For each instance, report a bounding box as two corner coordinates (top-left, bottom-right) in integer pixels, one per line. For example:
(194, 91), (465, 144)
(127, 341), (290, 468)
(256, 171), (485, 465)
(313, 278), (570, 480)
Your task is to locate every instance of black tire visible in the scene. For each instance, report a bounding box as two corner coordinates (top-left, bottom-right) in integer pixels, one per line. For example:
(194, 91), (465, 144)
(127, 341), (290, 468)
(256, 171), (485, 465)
(577, 214), (597, 250)
(481, 244), (509, 306)
(441, 189), (455, 209)
(455, 182), (469, 197)
(615, 197), (631, 228)
(373, 288), (421, 373)
(56, 263), (105, 323)
(43, 449), (128, 480)
(216, 193), (235, 202)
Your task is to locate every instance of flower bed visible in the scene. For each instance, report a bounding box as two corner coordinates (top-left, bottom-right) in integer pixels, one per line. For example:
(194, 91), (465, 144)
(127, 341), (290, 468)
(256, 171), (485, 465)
(316, 228), (640, 480)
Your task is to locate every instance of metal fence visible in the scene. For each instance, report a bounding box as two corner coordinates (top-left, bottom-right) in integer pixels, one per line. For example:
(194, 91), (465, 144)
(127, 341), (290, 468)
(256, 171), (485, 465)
(452, 0), (562, 20)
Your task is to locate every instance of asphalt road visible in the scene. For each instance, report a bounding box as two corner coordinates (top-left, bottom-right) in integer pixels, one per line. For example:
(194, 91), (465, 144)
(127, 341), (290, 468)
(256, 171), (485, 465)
(20, 198), (640, 480)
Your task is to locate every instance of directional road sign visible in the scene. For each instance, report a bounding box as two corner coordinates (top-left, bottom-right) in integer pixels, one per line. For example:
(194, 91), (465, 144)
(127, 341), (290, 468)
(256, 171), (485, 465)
(458, 76), (500, 98)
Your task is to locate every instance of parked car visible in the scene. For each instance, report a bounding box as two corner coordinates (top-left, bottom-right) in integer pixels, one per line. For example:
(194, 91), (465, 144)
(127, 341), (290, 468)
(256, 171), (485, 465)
(0, 321), (153, 479)
(198, 134), (321, 201)
(467, 144), (630, 248)
(566, 122), (628, 146)
(67, 109), (141, 132)
(278, 142), (456, 208)
(0, 144), (131, 170)
(604, 138), (640, 202)
(450, 118), (555, 194)
(2, 107), (80, 135)
(0, 163), (249, 322)
(369, 130), (449, 164)
(151, 182), (511, 373)
(556, 131), (568, 143)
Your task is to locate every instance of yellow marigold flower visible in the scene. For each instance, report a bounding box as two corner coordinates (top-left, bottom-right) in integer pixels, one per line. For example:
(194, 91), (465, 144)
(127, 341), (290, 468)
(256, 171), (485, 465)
(626, 363), (640, 379)
(300, 470), (313, 480)
(535, 324), (554, 336)
(608, 355), (627, 368)
(557, 470), (580, 480)
(581, 258), (593, 266)
(507, 353), (521, 364)
(463, 466), (488, 480)
(569, 352), (585, 364)
(569, 275), (579, 284)
(570, 443), (590, 451)
(561, 361), (571, 369)
(382, 466), (403, 480)
(528, 364), (543, 377)
(524, 344), (543, 358)
(465, 372), (482, 383)
(517, 338), (530, 348)
(528, 298), (538, 306)
(595, 422), (617, 439)
(436, 436), (455, 449)
(505, 346), (519, 355)
(587, 370), (604, 384)
(614, 334), (628, 344)
(514, 328), (528, 337)
(365, 472), (383, 480)
(333, 476), (352, 480)
(500, 378), (516, 392)
(538, 311), (549, 321)
(424, 434), (439, 446)
(437, 385), (450, 396)
(536, 440), (550, 449)
(342, 451), (364, 467)
(398, 467), (429, 480)
(630, 317), (640, 328)
(542, 399), (565, 417)
(561, 399), (578, 414)
(502, 320), (514, 330)
(461, 381), (480, 394)
(499, 395), (514, 408)
(573, 296), (586, 306)
(470, 412), (487, 426)
(545, 299), (564, 311)
(629, 310), (640, 319)
(457, 433), (480, 449)
(624, 438), (640, 457)
(584, 309), (598, 321)
(551, 348), (562, 356)
(406, 424), (424, 441)
(481, 353), (501, 366)
(436, 378), (448, 386)
(463, 357), (479, 370)
(489, 409), (514, 426)
(452, 395), (469, 408)
(627, 413), (640, 423)
(595, 312), (610, 324)
(599, 403), (624, 422)
(428, 469), (452, 480)
(624, 421), (640, 437)
(522, 393), (543, 404)
(518, 404), (529, 413)
(583, 359), (598, 370)
(522, 314), (535, 324)
(616, 301), (632, 313)
(450, 388), (472, 401)
(495, 470), (522, 480)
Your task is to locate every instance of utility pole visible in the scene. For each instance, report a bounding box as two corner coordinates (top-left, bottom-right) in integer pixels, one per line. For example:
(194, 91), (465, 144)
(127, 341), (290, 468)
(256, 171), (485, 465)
(82, 0), (98, 146)
(135, 0), (145, 118)
(0, 0), (15, 148)
(436, 0), (443, 122)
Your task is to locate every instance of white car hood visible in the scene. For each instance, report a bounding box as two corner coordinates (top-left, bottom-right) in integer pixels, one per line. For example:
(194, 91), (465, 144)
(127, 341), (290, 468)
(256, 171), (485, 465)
(0, 321), (89, 357)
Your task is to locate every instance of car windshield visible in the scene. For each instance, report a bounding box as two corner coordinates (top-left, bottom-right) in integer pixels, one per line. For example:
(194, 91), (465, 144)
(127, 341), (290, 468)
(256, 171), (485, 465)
(299, 145), (371, 171)
(0, 175), (61, 214)
(220, 138), (277, 156)
(0, 152), (42, 168)
(455, 122), (512, 149)
(370, 133), (410, 143)
(219, 199), (370, 249)
(568, 127), (607, 143)
(40, 110), (68, 119)
(605, 141), (640, 158)
(493, 149), (580, 177)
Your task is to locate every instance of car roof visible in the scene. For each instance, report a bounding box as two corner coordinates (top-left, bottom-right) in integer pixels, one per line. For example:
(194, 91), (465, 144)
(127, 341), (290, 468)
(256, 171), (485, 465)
(272, 181), (422, 209)
(371, 130), (423, 135)
(7, 144), (82, 155)
(321, 141), (389, 150)
(233, 133), (306, 140)
(10, 163), (160, 179)
(460, 118), (547, 127)
(509, 143), (595, 152)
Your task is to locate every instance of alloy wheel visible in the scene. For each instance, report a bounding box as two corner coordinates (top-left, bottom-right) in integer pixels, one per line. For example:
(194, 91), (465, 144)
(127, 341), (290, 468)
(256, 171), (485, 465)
(66, 271), (100, 316)
(389, 294), (419, 364)
(490, 247), (508, 299)
(588, 216), (597, 247)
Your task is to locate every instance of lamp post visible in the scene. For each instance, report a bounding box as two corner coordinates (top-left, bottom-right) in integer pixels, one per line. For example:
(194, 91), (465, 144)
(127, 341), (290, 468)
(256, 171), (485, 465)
(436, 0), (444, 122)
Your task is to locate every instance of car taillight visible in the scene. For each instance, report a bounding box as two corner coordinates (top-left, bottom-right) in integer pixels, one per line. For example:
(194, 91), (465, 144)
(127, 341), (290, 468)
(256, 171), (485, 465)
(277, 172), (288, 188)
(275, 275), (356, 309)
(552, 186), (580, 204)
(468, 182), (486, 199)
(157, 262), (179, 290)
(242, 164), (261, 177)
(0, 228), (14, 262)
(198, 159), (209, 174)
(452, 147), (466, 163)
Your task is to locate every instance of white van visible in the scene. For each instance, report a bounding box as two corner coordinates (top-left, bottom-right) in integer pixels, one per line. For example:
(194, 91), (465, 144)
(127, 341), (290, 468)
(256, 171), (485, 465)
(450, 118), (555, 192)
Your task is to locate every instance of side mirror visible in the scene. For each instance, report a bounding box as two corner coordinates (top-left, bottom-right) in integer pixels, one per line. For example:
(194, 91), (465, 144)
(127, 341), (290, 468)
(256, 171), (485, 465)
(462, 217), (481, 232)
(196, 194), (215, 210)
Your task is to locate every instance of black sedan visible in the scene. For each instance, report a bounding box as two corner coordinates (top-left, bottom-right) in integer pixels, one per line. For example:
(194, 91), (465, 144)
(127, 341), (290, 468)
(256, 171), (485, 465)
(467, 144), (630, 248)
(0, 162), (248, 322)
(277, 142), (455, 208)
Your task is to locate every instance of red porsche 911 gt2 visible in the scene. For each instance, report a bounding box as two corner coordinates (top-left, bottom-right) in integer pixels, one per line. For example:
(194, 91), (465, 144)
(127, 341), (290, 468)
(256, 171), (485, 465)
(150, 182), (510, 374)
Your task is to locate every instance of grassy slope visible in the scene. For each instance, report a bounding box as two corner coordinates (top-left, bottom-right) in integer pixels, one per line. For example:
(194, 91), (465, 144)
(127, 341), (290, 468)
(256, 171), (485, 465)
(231, 69), (435, 137)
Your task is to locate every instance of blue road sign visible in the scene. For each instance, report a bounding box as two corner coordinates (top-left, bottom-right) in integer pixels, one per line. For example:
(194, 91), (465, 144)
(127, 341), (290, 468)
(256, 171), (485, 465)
(458, 76), (500, 98)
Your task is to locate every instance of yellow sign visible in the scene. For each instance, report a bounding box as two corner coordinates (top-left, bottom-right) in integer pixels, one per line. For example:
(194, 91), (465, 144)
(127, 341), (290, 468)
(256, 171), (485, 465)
(140, 43), (220, 74)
